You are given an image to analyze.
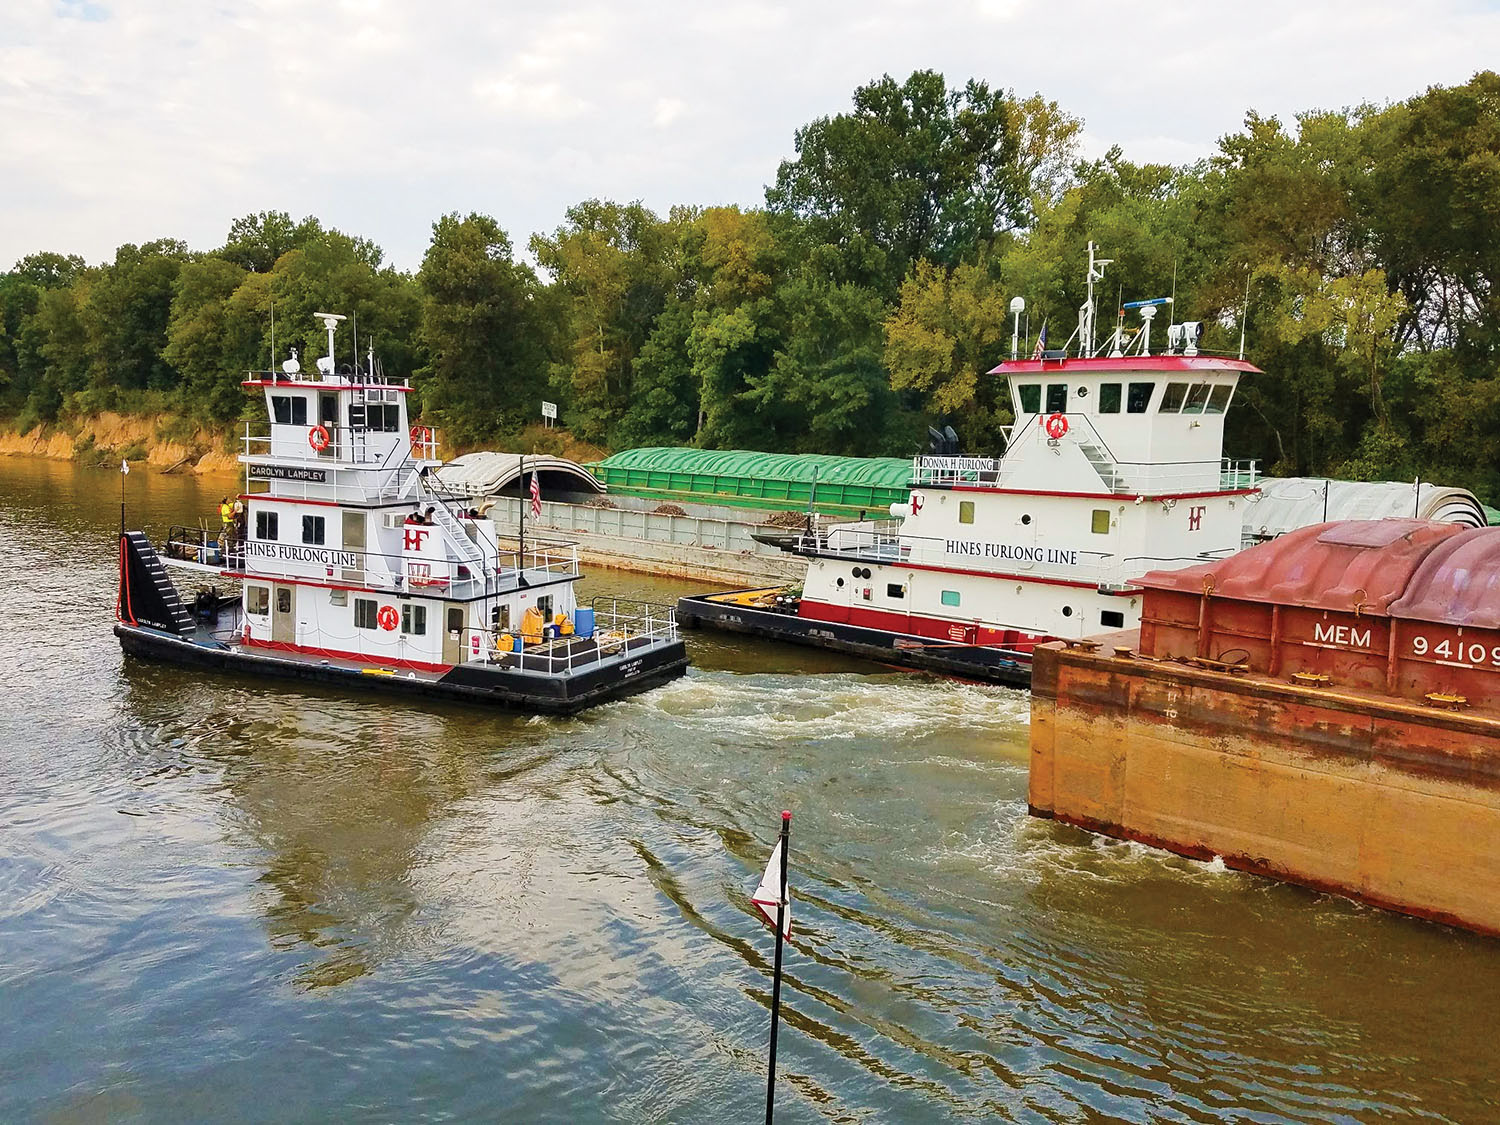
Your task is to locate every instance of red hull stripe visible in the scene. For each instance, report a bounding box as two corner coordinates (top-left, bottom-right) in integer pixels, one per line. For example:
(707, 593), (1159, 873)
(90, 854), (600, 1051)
(240, 493), (346, 508)
(243, 636), (451, 673)
(797, 599), (1049, 651)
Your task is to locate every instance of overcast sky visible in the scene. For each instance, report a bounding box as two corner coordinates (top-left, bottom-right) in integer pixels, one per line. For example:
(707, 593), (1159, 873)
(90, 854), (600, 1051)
(3, 0), (1497, 274)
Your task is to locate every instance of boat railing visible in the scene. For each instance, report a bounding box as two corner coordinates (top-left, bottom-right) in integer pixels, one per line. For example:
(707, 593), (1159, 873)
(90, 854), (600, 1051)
(1221, 458), (1259, 490)
(245, 368), (411, 389)
(494, 539), (581, 583)
(241, 423), (417, 470)
(473, 596), (678, 674)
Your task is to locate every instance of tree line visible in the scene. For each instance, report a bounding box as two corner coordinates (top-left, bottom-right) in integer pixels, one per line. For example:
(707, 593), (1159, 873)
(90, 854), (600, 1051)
(1, 70), (1497, 495)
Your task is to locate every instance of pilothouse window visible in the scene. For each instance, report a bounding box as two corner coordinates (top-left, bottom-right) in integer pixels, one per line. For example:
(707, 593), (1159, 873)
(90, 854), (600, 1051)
(1045, 384), (1068, 413)
(271, 395), (307, 425)
(1099, 383), (1122, 413)
(366, 403), (401, 432)
(1159, 382), (1188, 412)
(1018, 384), (1041, 415)
(1206, 384), (1233, 414)
(1127, 382), (1154, 413)
(1182, 383), (1211, 414)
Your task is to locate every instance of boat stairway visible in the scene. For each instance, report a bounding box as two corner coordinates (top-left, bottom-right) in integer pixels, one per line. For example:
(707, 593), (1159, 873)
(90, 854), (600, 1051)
(122, 532), (197, 637)
(1079, 441), (1129, 493)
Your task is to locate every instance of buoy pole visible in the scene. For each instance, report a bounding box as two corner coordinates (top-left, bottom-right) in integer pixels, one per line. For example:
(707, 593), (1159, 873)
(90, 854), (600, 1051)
(765, 810), (791, 1124)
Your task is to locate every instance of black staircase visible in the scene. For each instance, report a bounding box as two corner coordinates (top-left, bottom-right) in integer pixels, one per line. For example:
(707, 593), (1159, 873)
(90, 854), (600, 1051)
(119, 532), (196, 637)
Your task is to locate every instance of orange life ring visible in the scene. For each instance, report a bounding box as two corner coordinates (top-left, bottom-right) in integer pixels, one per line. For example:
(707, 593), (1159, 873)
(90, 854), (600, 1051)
(377, 604), (399, 631)
(309, 424), (331, 451)
(409, 424), (430, 445)
(1045, 412), (1069, 439)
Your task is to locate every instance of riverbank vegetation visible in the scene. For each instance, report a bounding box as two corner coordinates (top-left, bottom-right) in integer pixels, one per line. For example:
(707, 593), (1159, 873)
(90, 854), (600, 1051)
(2, 71), (1496, 494)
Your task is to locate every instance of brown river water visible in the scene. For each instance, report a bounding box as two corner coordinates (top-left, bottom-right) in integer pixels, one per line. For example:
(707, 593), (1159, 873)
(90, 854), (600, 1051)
(1, 456), (1496, 1122)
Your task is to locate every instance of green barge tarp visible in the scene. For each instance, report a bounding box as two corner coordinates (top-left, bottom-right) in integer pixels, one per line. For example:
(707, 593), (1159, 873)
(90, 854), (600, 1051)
(590, 447), (914, 510)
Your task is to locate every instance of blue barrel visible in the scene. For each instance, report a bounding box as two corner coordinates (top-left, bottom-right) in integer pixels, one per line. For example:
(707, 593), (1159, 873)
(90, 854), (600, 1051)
(512, 635), (524, 653)
(574, 608), (595, 638)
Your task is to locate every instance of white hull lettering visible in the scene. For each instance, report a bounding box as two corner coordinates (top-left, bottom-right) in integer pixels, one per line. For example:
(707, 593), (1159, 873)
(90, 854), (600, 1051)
(1312, 622), (1372, 648)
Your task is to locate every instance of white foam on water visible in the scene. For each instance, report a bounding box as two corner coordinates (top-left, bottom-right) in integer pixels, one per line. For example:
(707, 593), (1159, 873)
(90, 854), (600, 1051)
(616, 669), (1030, 743)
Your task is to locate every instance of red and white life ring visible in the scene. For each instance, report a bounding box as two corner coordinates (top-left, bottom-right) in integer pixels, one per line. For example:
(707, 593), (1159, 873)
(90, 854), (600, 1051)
(308, 424), (331, 452)
(1045, 412), (1069, 440)
(377, 604), (399, 631)
(409, 424), (431, 446)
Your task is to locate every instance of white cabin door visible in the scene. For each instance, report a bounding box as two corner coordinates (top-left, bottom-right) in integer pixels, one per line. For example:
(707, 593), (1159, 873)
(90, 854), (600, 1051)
(341, 511), (365, 584)
(443, 603), (465, 664)
(271, 584), (295, 644)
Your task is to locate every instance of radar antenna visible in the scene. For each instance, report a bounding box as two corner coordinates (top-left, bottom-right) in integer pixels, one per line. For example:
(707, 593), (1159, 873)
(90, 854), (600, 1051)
(1081, 242), (1113, 357)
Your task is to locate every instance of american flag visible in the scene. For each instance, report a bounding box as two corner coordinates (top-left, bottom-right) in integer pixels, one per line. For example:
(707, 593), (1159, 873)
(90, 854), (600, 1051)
(529, 472), (541, 518)
(1032, 320), (1048, 360)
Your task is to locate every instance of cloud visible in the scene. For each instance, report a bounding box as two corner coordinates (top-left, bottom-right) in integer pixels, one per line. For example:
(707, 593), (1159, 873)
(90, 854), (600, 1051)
(0, 0), (1496, 272)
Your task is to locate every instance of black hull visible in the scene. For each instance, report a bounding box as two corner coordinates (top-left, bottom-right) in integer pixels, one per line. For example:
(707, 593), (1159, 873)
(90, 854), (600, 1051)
(675, 594), (1033, 688)
(115, 624), (688, 716)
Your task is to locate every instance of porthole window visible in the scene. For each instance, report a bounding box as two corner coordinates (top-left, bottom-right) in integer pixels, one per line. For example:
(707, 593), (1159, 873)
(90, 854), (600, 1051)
(836, 577), (845, 588)
(1076, 386), (1088, 399)
(1062, 605), (1073, 617)
(1020, 514), (1032, 526)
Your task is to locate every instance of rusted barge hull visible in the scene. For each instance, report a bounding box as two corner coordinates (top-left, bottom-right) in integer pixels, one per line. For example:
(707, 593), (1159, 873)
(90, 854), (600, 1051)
(1030, 519), (1500, 938)
(1031, 640), (1500, 935)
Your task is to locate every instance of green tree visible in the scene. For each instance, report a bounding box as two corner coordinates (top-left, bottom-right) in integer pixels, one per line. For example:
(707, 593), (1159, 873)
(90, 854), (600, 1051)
(530, 200), (684, 443)
(418, 212), (550, 443)
(769, 70), (1080, 293)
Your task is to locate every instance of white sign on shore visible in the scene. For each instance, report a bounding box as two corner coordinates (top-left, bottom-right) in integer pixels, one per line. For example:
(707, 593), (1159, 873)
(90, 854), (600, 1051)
(541, 401), (557, 420)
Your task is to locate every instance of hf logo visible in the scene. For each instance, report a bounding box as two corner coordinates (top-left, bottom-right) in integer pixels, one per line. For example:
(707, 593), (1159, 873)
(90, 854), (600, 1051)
(403, 527), (430, 551)
(1187, 505), (1206, 532)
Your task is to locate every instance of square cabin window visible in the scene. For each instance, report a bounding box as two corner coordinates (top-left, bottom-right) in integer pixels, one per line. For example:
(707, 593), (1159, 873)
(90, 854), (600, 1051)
(354, 598), (377, 629)
(1017, 384), (1041, 415)
(959, 500), (975, 524)
(886, 583), (905, 599)
(1159, 382), (1189, 412)
(255, 511), (278, 540)
(1101, 609), (1125, 629)
(1044, 384), (1068, 413)
(1091, 509), (1111, 535)
(1127, 382), (1154, 413)
(941, 590), (961, 608)
(246, 585), (269, 616)
(1099, 383), (1122, 413)
(1182, 383), (1211, 414)
(301, 515), (325, 545)
(1206, 384), (1233, 414)
(402, 603), (427, 635)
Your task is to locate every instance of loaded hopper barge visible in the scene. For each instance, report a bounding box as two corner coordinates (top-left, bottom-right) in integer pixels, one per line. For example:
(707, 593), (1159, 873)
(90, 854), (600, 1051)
(1031, 519), (1500, 936)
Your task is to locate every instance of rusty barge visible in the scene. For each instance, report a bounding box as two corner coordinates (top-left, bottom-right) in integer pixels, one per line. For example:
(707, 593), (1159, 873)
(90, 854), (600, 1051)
(1030, 518), (1500, 936)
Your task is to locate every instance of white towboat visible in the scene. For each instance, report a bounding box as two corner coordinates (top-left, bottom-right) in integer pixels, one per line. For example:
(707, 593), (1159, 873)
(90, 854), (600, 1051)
(115, 314), (687, 714)
(679, 251), (1260, 686)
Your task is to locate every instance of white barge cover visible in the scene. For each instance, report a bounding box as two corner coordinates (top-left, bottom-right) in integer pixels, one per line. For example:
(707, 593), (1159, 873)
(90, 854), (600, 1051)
(434, 452), (605, 498)
(1245, 477), (1486, 542)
